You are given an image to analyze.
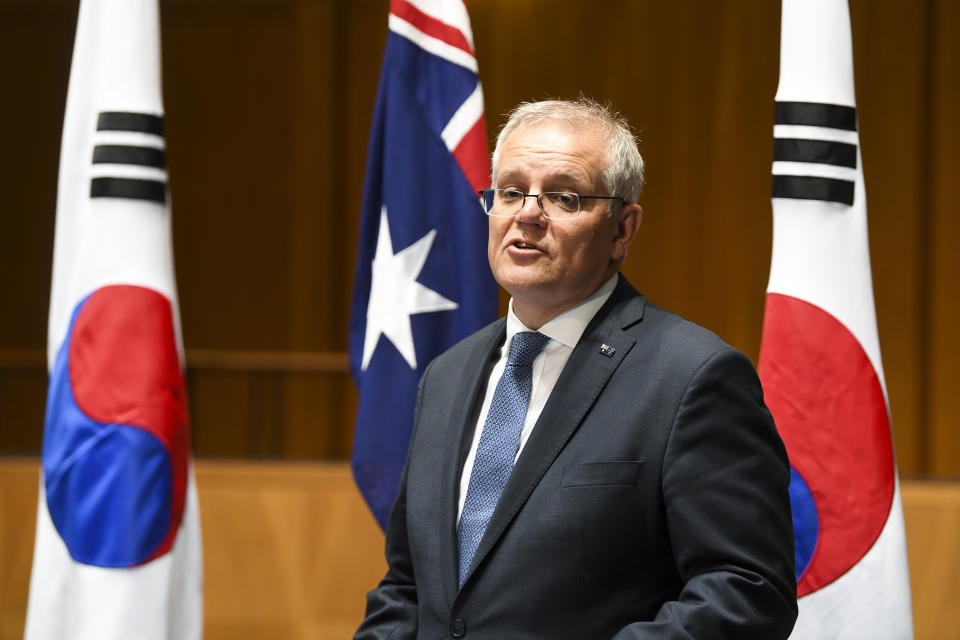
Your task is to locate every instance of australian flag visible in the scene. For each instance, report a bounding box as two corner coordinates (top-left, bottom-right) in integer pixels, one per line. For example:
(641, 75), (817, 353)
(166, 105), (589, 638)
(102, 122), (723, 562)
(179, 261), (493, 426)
(349, 0), (498, 529)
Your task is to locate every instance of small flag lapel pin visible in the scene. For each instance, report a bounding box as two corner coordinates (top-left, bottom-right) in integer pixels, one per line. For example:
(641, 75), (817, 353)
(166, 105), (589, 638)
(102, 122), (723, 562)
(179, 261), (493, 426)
(599, 344), (616, 357)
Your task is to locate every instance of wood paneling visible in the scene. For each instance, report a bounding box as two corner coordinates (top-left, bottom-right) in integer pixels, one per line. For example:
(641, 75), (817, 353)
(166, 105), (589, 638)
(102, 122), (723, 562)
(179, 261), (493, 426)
(2, 460), (959, 638)
(0, 349), (357, 458)
(0, 3), (74, 353)
(902, 480), (960, 639)
(0, 459), (387, 639)
(0, 360), (47, 454)
(851, 0), (935, 473)
(927, 0), (960, 476)
(195, 461), (386, 638)
(0, 0), (957, 475)
(0, 460), (41, 640)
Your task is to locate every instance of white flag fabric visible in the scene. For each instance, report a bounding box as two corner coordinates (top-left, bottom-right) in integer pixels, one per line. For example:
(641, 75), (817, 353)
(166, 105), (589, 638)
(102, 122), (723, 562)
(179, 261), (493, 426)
(24, 0), (202, 638)
(758, 0), (913, 638)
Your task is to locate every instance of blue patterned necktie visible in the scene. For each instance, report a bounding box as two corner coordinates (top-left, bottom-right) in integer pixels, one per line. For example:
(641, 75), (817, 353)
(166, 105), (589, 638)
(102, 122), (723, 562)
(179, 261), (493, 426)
(457, 330), (550, 587)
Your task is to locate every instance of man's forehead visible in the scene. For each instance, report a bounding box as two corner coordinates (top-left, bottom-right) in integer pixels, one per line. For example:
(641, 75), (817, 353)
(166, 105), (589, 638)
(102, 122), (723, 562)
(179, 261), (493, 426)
(497, 166), (591, 186)
(497, 121), (607, 184)
(506, 118), (602, 144)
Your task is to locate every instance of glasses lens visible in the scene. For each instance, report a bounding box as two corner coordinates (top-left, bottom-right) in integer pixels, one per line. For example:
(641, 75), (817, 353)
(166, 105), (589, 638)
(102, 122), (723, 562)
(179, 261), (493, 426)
(480, 189), (496, 213)
(541, 192), (580, 218)
(480, 190), (583, 218)
(483, 189), (524, 217)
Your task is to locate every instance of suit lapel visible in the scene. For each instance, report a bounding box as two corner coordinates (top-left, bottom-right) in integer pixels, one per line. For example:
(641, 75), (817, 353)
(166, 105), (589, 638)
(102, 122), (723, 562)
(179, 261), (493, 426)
(439, 319), (506, 605)
(458, 279), (647, 589)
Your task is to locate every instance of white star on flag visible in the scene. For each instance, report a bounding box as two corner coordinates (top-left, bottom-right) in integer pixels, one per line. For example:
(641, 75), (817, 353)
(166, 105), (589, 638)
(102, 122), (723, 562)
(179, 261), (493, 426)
(361, 206), (458, 370)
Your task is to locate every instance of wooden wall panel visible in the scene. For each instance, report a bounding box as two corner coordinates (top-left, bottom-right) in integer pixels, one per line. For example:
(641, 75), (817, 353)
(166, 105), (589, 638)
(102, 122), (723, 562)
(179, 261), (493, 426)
(902, 480), (960, 638)
(851, 0), (934, 475)
(0, 459), (388, 639)
(286, 0), (343, 349)
(188, 371), (260, 457)
(0, 364), (46, 454)
(0, 461), (40, 640)
(928, 0), (960, 476)
(195, 461), (386, 638)
(187, 368), (356, 459)
(163, 2), (300, 351)
(2, 460), (960, 638)
(0, 0), (957, 475)
(162, 0), (387, 354)
(0, 4), (73, 353)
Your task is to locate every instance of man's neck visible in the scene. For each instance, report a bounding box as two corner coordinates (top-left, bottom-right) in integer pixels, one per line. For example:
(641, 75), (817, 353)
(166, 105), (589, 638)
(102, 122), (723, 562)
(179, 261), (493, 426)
(510, 274), (619, 331)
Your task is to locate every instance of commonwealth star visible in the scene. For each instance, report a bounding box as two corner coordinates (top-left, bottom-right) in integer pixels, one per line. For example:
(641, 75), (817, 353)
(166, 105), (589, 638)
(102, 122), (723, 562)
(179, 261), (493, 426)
(361, 206), (458, 370)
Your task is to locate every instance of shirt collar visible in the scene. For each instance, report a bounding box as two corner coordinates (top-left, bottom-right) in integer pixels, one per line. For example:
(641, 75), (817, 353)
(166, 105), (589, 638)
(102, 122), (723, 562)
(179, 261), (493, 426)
(506, 273), (619, 349)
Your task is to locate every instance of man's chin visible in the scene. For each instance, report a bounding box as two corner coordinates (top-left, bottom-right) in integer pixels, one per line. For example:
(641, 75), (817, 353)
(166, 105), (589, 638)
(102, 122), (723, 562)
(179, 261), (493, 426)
(494, 274), (550, 300)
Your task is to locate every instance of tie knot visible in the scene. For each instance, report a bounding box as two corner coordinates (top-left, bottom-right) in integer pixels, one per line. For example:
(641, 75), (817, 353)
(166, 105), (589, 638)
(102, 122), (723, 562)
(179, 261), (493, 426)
(506, 332), (550, 367)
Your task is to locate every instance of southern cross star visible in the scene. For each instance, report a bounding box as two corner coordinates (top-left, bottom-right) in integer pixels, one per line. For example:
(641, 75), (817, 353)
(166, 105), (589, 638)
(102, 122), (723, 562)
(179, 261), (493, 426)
(361, 206), (458, 370)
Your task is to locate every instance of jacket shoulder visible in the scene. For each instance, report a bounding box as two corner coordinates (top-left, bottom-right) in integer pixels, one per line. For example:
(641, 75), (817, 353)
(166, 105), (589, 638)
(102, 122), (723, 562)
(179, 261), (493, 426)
(638, 302), (732, 354)
(608, 276), (738, 367)
(620, 298), (760, 388)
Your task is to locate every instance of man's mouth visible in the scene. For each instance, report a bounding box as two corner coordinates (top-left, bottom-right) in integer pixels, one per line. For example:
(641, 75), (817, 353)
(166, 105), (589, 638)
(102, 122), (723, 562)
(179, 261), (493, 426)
(511, 240), (541, 251)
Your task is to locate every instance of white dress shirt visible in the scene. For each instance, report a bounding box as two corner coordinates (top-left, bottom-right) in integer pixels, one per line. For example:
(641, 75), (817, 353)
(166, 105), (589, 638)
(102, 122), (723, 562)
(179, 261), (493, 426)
(456, 274), (619, 522)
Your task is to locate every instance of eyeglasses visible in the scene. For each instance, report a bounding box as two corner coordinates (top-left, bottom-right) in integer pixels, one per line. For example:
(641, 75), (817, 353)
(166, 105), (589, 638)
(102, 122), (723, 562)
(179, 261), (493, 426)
(478, 188), (624, 220)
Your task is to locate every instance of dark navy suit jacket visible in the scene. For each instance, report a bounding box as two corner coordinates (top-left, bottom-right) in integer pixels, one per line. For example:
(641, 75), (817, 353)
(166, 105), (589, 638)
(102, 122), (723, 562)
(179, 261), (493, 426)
(356, 276), (797, 639)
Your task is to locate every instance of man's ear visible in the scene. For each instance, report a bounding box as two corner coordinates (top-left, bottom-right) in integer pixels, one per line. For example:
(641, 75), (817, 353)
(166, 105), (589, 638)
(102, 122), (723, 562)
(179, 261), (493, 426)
(612, 203), (642, 261)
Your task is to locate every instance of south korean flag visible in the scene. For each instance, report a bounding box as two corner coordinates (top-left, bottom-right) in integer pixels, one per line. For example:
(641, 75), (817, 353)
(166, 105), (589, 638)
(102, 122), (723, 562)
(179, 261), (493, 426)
(25, 1), (202, 639)
(758, 0), (914, 638)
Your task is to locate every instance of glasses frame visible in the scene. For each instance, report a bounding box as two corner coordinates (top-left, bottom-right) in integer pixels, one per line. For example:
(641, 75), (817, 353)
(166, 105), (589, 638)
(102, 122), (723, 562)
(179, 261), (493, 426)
(477, 188), (624, 220)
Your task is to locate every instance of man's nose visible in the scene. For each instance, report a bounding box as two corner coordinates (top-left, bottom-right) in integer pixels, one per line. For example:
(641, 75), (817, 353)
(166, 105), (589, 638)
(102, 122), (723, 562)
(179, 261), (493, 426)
(515, 194), (545, 224)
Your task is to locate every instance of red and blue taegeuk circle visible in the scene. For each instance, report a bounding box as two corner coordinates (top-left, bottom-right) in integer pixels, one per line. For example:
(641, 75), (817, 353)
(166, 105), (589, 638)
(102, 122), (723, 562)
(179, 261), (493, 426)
(758, 293), (894, 596)
(43, 285), (189, 567)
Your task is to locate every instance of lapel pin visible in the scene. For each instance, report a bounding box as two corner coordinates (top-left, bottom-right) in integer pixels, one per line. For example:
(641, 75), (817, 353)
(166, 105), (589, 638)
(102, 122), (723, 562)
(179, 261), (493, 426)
(599, 344), (616, 358)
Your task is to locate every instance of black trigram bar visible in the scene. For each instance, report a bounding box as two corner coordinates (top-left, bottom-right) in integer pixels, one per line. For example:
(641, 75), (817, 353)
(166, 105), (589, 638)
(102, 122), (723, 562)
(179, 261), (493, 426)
(91, 177), (166, 204)
(774, 138), (857, 168)
(772, 175), (854, 206)
(92, 145), (166, 169)
(96, 112), (164, 136)
(775, 102), (857, 131)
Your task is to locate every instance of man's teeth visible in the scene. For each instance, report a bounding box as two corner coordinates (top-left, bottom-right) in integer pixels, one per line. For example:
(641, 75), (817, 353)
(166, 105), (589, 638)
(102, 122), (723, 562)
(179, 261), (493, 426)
(515, 242), (534, 249)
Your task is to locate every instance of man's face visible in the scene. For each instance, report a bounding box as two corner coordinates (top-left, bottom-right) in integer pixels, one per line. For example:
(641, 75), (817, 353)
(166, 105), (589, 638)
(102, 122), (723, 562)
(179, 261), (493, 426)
(487, 121), (639, 328)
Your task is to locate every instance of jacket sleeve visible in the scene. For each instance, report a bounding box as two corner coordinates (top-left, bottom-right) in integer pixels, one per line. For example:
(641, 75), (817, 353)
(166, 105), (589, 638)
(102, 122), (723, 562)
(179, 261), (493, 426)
(354, 363), (435, 640)
(613, 348), (798, 639)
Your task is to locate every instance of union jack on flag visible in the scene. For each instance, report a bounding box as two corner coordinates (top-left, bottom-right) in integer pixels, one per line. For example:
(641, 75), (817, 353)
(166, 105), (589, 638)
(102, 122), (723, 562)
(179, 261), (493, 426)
(349, 0), (498, 528)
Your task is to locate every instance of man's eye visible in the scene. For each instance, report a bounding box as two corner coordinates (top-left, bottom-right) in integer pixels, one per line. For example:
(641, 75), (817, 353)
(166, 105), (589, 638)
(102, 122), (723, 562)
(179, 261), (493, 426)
(550, 192), (579, 211)
(501, 189), (523, 201)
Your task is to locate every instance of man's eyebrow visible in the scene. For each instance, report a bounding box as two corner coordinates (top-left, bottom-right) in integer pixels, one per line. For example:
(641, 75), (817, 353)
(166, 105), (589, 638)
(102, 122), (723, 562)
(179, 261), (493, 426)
(495, 170), (524, 184)
(548, 172), (591, 187)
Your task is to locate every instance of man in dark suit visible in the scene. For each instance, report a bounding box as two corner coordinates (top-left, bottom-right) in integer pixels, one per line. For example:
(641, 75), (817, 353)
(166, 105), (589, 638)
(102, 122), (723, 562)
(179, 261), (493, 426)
(355, 98), (797, 639)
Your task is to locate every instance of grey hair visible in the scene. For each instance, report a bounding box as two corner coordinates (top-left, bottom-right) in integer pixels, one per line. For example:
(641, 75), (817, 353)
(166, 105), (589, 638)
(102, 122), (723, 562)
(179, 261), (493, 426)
(490, 98), (645, 213)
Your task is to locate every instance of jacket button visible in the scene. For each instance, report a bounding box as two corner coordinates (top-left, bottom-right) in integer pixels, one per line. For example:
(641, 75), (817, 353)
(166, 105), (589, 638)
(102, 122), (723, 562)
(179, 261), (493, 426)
(451, 617), (466, 637)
